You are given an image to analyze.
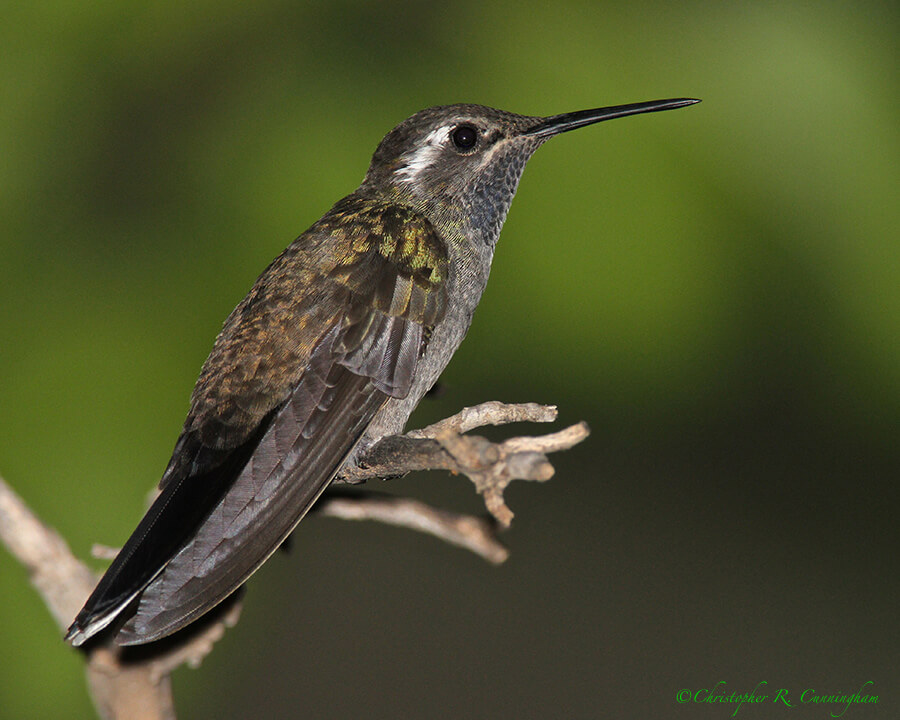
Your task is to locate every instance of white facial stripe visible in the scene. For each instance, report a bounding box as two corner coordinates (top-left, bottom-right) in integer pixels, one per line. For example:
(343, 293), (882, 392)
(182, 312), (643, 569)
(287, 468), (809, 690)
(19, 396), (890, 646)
(394, 125), (452, 183)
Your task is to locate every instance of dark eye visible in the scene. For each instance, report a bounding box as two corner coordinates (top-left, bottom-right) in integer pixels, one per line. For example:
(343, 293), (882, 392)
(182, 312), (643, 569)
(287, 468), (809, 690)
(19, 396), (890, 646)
(451, 125), (478, 151)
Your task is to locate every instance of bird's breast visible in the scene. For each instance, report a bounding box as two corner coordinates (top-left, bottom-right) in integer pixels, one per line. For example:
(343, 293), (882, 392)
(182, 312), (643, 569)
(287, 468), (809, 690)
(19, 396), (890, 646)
(354, 242), (491, 448)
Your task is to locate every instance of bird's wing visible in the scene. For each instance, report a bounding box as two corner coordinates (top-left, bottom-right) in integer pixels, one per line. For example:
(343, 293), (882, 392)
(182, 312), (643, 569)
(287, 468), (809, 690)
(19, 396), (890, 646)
(66, 198), (448, 645)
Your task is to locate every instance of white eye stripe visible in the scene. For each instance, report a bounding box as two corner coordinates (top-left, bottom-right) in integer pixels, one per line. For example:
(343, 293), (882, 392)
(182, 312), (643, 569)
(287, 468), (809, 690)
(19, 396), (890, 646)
(394, 125), (452, 183)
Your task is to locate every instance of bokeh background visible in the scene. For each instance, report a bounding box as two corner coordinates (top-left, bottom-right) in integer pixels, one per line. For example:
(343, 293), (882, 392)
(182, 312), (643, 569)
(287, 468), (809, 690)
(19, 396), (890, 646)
(1, 1), (897, 717)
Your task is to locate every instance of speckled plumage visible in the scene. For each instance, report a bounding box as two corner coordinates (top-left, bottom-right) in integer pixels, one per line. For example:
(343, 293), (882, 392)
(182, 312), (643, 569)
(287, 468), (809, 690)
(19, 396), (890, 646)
(67, 98), (699, 645)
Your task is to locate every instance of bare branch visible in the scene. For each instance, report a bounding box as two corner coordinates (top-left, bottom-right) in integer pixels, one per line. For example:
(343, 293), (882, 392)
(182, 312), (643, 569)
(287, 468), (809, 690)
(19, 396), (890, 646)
(0, 475), (96, 631)
(316, 493), (508, 564)
(407, 401), (558, 437)
(0, 474), (236, 720)
(340, 402), (590, 526)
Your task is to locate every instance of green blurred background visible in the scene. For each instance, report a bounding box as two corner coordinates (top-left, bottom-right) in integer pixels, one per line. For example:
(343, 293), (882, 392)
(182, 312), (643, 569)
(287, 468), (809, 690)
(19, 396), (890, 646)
(1, 1), (897, 717)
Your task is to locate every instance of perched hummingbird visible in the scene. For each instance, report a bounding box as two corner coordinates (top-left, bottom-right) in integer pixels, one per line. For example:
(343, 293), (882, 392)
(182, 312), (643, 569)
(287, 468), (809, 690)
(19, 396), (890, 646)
(66, 98), (699, 646)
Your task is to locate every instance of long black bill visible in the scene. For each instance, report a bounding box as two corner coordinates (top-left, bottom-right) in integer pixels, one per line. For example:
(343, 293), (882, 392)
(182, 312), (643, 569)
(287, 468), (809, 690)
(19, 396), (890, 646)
(525, 98), (700, 138)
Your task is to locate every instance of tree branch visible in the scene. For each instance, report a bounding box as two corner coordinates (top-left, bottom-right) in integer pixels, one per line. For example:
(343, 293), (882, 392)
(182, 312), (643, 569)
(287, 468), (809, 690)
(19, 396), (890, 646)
(0, 401), (588, 719)
(0, 474), (236, 720)
(315, 492), (509, 564)
(341, 402), (589, 526)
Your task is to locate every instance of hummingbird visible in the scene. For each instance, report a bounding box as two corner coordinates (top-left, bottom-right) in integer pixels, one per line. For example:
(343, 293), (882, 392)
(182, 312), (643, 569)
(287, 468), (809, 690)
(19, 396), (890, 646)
(66, 97), (699, 646)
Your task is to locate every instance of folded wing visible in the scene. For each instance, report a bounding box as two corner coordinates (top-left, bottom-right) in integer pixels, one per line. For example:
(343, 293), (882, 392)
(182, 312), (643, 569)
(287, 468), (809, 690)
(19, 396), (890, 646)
(66, 198), (447, 645)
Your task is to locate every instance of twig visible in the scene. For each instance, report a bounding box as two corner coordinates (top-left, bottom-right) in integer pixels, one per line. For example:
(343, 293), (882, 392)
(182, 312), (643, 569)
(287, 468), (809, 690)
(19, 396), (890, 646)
(342, 402), (590, 526)
(0, 474), (97, 630)
(407, 400), (559, 436)
(0, 474), (235, 720)
(315, 493), (509, 564)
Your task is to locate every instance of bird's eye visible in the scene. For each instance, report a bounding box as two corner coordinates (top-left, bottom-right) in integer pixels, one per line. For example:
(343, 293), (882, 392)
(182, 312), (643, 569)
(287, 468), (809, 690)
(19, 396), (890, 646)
(451, 125), (478, 151)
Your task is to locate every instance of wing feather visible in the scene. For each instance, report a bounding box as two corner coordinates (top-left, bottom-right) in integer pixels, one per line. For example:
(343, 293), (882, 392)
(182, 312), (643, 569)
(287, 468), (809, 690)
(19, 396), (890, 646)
(66, 197), (449, 646)
(118, 329), (386, 643)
